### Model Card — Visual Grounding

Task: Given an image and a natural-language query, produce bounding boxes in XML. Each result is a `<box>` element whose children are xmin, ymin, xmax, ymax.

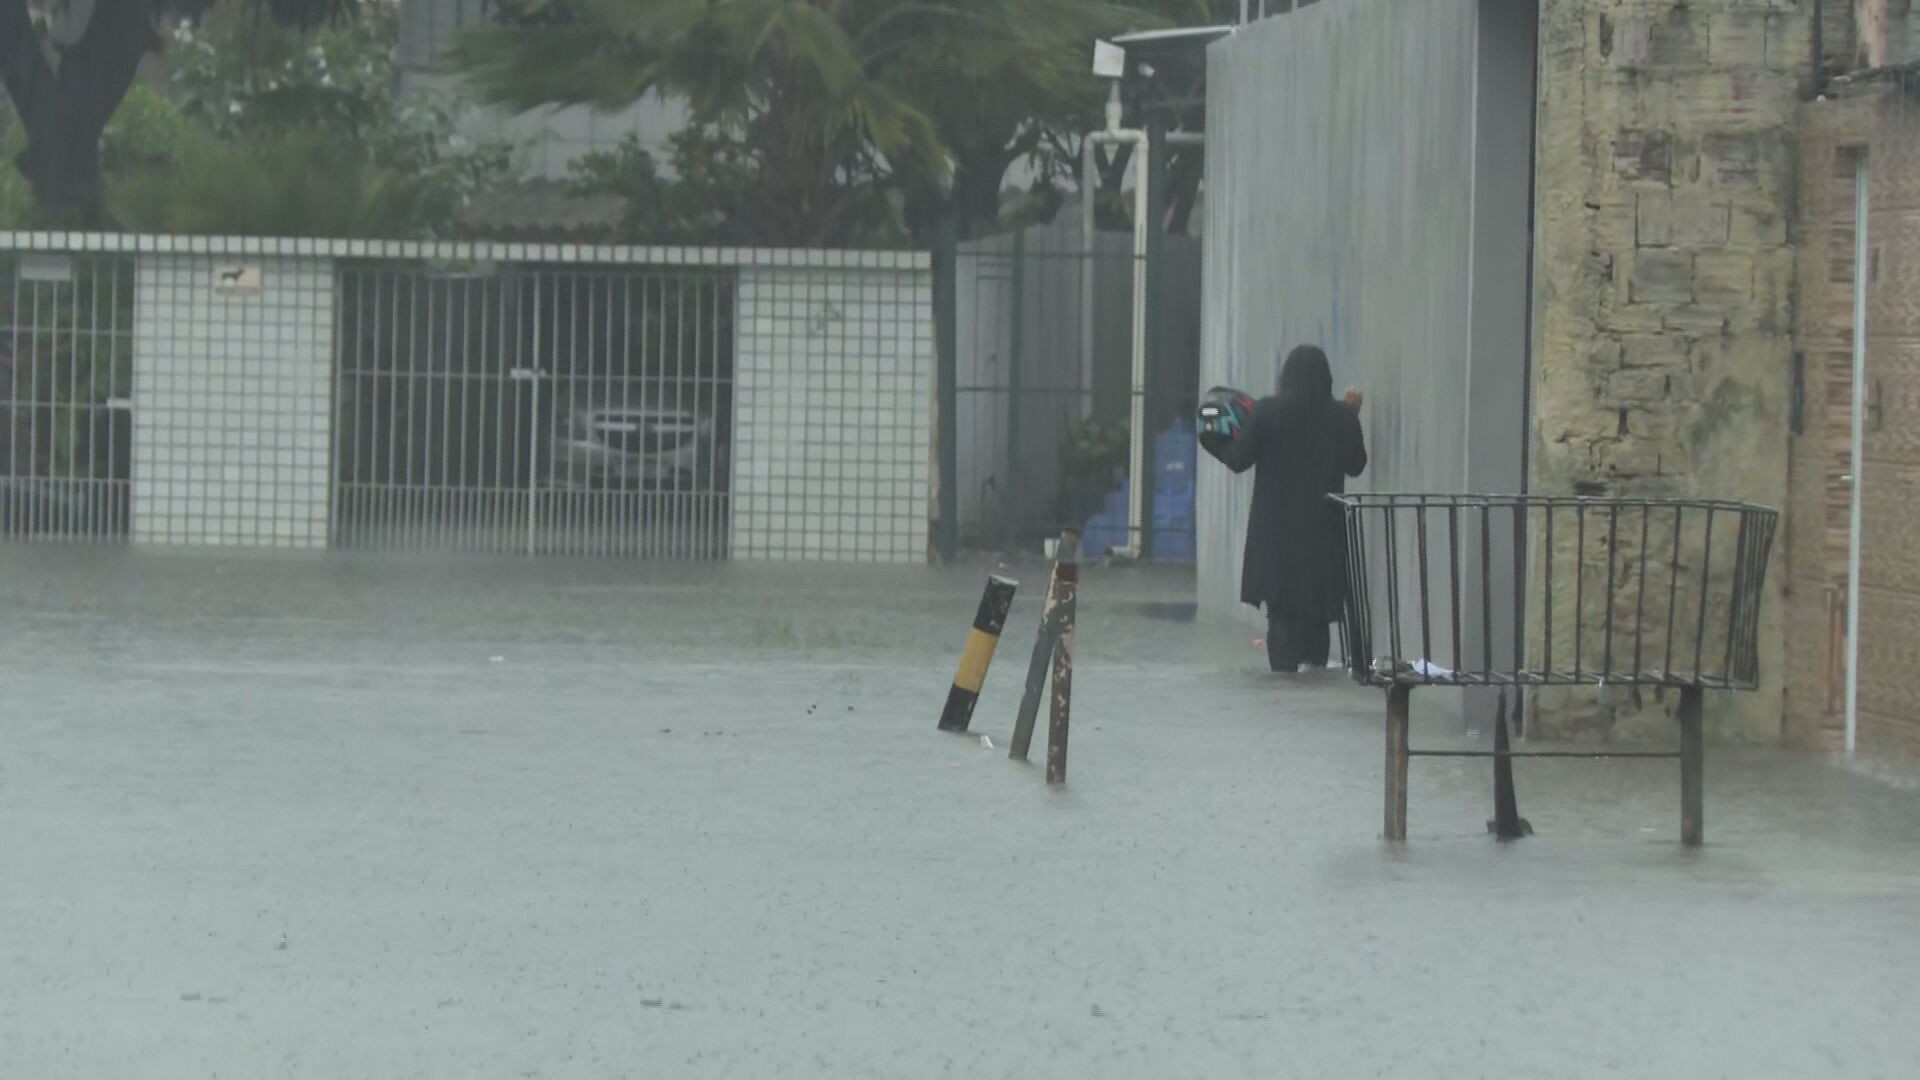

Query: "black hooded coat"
<box><xmin>1219</xmin><ymin>346</ymin><xmax>1369</xmax><ymax>618</ymax></box>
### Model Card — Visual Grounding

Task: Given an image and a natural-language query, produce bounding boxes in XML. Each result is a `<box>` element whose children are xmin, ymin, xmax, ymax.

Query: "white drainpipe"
<box><xmin>1081</xmin><ymin>78</ymin><xmax>1206</xmax><ymax>561</ymax></box>
<box><xmin>1846</xmin><ymin>159</ymin><xmax>1871</xmax><ymax>761</ymax></box>
<box><xmin>1085</xmin><ymin>84</ymin><xmax>1151</xmax><ymax>560</ymax></box>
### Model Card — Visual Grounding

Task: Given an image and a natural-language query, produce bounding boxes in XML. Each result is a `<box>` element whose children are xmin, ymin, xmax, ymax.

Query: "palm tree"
<box><xmin>452</xmin><ymin>0</ymin><xmax>1162</xmax><ymax>246</ymax></box>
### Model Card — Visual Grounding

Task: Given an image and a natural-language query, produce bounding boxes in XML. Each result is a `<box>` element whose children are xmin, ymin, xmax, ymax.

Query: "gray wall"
<box><xmin>1198</xmin><ymin>0</ymin><xmax>1535</xmax><ymax>690</ymax></box>
<box><xmin>1463</xmin><ymin>0</ymin><xmax>1539</xmax><ymax>690</ymax></box>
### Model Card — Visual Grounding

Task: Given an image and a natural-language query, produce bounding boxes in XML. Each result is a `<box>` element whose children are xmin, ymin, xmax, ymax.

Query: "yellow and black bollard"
<box><xmin>938</xmin><ymin>574</ymin><xmax>1019</xmax><ymax>733</ymax></box>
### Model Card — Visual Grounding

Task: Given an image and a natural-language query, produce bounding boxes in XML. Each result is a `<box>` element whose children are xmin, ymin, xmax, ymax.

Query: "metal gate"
<box><xmin>334</xmin><ymin>261</ymin><xmax>734</xmax><ymax>558</ymax></box>
<box><xmin>949</xmin><ymin>227</ymin><xmax>1200</xmax><ymax>558</ymax></box>
<box><xmin>0</xmin><ymin>252</ymin><xmax>134</xmax><ymax>543</ymax></box>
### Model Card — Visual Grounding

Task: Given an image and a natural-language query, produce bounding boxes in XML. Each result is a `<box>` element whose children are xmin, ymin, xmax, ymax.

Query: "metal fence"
<box><xmin>1</xmin><ymin>234</ymin><xmax>934</xmax><ymax>562</ymax></box>
<box><xmin>0</xmin><ymin>252</ymin><xmax>134</xmax><ymax>542</ymax></box>
<box><xmin>1236</xmin><ymin>0</ymin><xmax>1325</xmax><ymax>23</ymax></box>
<box><xmin>334</xmin><ymin>261</ymin><xmax>734</xmax><ymax>558</ymax></box>
<box><xmin>1339</xmin><ymin>494</ymin><xmax>1780</xmax><ymax>690</ymax></box>
<box><xmin>949</xmin><ymin>225</ymin><xmax>1200</xmax><ymax>557</ymax></box>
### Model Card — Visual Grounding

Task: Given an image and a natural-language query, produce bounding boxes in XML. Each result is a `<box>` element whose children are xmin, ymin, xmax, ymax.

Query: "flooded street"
<box><xmin>2</xmin><ymin>547</ymin><xmax>1917</xmax><ymax>1078</ymax></box>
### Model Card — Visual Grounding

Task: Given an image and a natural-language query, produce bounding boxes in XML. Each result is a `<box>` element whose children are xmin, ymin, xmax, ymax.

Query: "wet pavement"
<box><xmin>2</xmin><ymin>545</ymin><xmax>1918</xmax><ymax>1078</ymax></box>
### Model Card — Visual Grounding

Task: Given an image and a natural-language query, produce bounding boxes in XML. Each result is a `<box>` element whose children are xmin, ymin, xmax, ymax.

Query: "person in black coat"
<box><xmin>1219</xmin><ymin>345</ymin><xmax>1368</xmax><ymax>673</ymax></box>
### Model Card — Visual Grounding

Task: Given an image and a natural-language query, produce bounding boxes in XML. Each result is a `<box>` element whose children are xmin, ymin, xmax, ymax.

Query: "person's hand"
<box><xmin>1344</xmin><ymin>386</ymin><xmax>1364</xmax><ymax>412</ymax></box>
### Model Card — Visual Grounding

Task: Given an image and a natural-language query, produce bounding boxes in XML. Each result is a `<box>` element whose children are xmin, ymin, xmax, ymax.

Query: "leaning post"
<box><xmin>1045</xmin><ymin>561</ymin><xmax>1079</xmax><ymax>785</ymax></box>
<box><xmin>1013</xmin><ymin>529</ymin><xmax>1081</xmax><ymax>762</ymax></box>
<box><xmin>1679</xmin><ymin>685</ymin><xmax>1705</xmax><ymax>847</ymax></box>
<box><xmin>1385</xmin><ymin>683</ymin><xmax>1412</xmax><ymax>842</ymax></box>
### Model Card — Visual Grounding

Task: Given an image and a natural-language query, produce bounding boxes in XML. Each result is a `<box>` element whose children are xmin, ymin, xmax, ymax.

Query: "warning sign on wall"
<box><xmin>213</xmin><ymin>264</ymin><xmax>264</xmax><ymax>295</ymax></box>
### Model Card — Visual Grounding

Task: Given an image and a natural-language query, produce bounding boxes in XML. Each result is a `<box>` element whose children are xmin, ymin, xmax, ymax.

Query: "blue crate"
<box><xmin>1078</xmin><ymin>422</ymin><xmax>1197</xmax><ymax>562</ymax></box>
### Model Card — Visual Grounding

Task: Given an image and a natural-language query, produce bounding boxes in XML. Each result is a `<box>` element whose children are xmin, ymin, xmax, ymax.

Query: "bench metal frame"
<box><xmin>1334</xmin><ymin>494</ymin><xmax>1779</xmax><ymax>846</ymax></box>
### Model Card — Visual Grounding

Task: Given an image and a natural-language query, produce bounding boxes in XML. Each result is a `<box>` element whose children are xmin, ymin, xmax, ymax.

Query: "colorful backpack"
<box><xmin>1196</xmin><ymin>385</ymin><xmax>1256</xmax><ymax>465</ymax></box>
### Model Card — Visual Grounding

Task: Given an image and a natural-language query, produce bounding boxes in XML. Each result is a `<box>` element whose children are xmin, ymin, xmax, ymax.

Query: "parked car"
<box><xmin>547</xmin><ymin>382</ymin><xmax>725</xmax><ymax>493</ymax></box>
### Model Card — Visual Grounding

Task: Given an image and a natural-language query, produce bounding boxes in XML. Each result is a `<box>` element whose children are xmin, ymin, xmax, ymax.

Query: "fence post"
<box><xmin>1138</xmin><ymin>117</ymin><xmax>1170</xmax><ymax>560</ymax></box>
<box><xmin>938</xmin><ymin>574</ymin><xmax>1018</xmax><ymax>733</ymax></box>
<box><xmin>934</xmin><ymin>214</ymin><xmax>960</xmax><ymax>563</ymax></box>
<box><xmin>1045</xmin><ymin>562</ymin><xmax>1078</xmax><ymax>785</ymax></box>
<box><xmin>1003</xmin><ymin>230</ymin><xmax>1026</xmax><ymax>553</ymax></box>
<box><xmin>1679</xmin><ymin>685</ymin><xmax>1705</xmax><ymax>846</ymax></box>
<box><xmin>1385</xmin><ymin>684</ymin><xmax>1411</xmax><ymax>842</ymax></box>
<box><xmin>1012</xmin><ymin>529</ymin><xmax>1081</xmax><ymax>762</ymax></box>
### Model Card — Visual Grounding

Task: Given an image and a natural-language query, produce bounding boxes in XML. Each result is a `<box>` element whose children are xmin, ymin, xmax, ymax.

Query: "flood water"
<box><xmin>2</xmin><ymin>546</ymin><xmax>1916</xmax><ymax>1077</ymax></box>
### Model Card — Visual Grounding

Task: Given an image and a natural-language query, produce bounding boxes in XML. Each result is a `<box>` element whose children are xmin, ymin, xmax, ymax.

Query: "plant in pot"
<box><xmin>1058</xmin><ymin>419</ymin><xmax>1129</xmax><ymax>529</ymax></box>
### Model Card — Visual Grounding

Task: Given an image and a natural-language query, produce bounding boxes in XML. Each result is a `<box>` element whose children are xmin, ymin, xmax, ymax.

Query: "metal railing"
<box><xmin>1235</xmin><ymin>0</ymin><xmax>1322</xmax><ymax>24</ymax></box>
<box><xmin>333</xmin><ymin>261</ymin><xmax>734</xmax><ymax>558</ymax></box>
<box><xmin>947</xmin><ymin>230</ymin><xmax>1199</xmax><ymax>557</ymax></box>
<box><xmin>1338</xmin><ymin>493</ymin><xmax>1779</xmax><ymax>691</ymax></box>
<box><xmin>1336</xmin><ymin>493</ymin><xmax>1781</xmax><ymax>847</ymax></box>
<box><xmin>1</xmin><ymin>253</ymin><xmax>134</xmax><ymax>543</ymax></box>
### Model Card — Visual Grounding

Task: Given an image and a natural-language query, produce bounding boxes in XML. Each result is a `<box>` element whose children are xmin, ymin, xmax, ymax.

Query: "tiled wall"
<box><xmin>132</xmin><ymin>255</ymin><xmax>333</xmax><ymax>547</ymax></box>
<box><xmin>732</xmin><ymin>267</ymin><xmax>932</xmax><ymax>563</ymax></box>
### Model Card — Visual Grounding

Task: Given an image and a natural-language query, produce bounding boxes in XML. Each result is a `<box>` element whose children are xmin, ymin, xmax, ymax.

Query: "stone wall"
<box><xmin>1529</xmin><ymin>1</ymin><xmax>1804</xmax><ymax>740</ymax></box>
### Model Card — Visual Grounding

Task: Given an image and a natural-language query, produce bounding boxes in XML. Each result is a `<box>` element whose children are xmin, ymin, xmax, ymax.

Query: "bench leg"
<box><xmin>1385</xmin><ymin>684</ymin><xmax>1411</xmax><ymax>842</ymax></box>
<box><xmin>1679</xmin><ymin>685</ymin><xmax>1704</xmax><ymax>847</ymax></box>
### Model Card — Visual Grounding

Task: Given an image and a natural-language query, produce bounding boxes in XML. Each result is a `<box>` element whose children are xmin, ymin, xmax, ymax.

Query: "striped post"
<box><xmin>939</xmin><ymin>574</ymin><xmax>1019</xmax><ymax>733</ymax></box>
<box><xmin>1045</xmin><ymin>563</ymin><xmax>1078</xmax><ymax>785</ymax></box>
<box><xmin>1012</xmin><ymin>530</ymin><xmax>1081</xmax><ymax>762</ymax></box>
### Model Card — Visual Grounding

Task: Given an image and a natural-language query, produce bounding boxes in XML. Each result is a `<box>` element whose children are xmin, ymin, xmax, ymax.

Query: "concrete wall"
<box><xmin>1529</xmin><ymin>1</ymin><xmax>1803</xmax><ymax>741</ymax></box>
<box><xmin>1200</xmin><ymin>0</ymin><xmax>1534</xmax><ymax>702</ymax></box>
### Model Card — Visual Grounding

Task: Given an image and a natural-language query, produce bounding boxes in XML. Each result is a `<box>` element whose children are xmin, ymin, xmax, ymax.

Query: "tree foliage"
<box><xmin>452</xmin><ymin>0</ymin><xmax>1169</xmax><ymax>246</ymax></box>
<box><xmin>114</xmin><ymin>7</ymin><xmax>508</xmax><ymax>236</ymax></box>
<box><xmin>0</xmin><ymin>0</ymin><xmax>357</xmax><ymax>225</ymax></box>
<box><xmin>1</xmin><ymin>1</ymin><xmax>508</xmax><ymax>234</ymax></box>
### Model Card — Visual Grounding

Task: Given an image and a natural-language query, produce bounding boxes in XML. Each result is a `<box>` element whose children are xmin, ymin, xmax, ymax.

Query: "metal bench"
<box><xmin>1333</xmin><ymin>494</ymin><xmax>1779</xmax><ymax>846</ymax></box>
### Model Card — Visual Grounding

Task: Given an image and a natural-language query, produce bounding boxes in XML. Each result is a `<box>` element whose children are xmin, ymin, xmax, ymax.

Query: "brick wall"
<box><xmin>1851</xmin><ymin>0</ymin><xmax>1920</xmax><ymax>68</ymax></box>
<box><xmin>1787</xmin><ymin>100</ymin><xmax>1869</xmax><ymax>751</ymax></box>
<box><xmin>1530</xmin><ymin>1</ymin><xmax>1803</xmax><ymax>740</ymax></box>
<box><xmin>1855</xmin><ymin>82</ymin><xmax>1920</xmax><ymax>761</ymax></box>
<box><xmin>133</xmin><ymin>255</ymin><xmax>334</xmax><ymax>548</ymax></box>
<box><xmin>1792</xmin><ymin>78</ymin><xmax>1920</xmax><ymax>762</ymax></box>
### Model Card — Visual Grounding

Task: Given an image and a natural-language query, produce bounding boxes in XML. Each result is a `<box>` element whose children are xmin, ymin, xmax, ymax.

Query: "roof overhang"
<box><xmin>1106</xmin><ymin>25</ymin><xmax>1234</xmax><ymax>132</ymax></box>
